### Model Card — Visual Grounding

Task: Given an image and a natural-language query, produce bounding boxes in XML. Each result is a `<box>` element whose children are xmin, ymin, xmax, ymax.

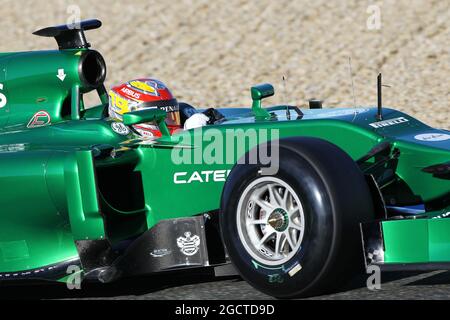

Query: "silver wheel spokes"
<box><xmin>241</xmin><ymin>180</ymin><xmax>305</xmax><ymax>263</ymax></box>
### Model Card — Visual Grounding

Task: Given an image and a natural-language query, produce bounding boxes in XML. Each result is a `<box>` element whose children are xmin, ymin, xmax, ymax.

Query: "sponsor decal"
<box><xmin>27</xmin><ymin>111</ymin><xmax>51</xmax><ymax>128</ymax></box>
<box><xmin>414</xmin><ymin>133</ymin><xmax>450</xmax><ymax>142</ymax></box>
<box><xmin>134</xmin><ymin>124</ymin><xmax>159</xmax><ymax>139</ymax></box>
<box><xmin>120</xmin><ymin>87</ymin><xmax>141</xmax><ymax>100</ymax></box>
<box><xmin>177</xmin><ymin>232</ymin><xmax>201</xmax><ymax>256</ymax></box>
<box><xmin>268</xmin><ymin>274</ymin><xmax>284</xmax><ymax>284</ymax></box>
<box><xmin>111</xmin><ymin>122</ymin><xmax>130</xmax><ymax>135</ymax></box>
<box><xmin>432</xmin><ymin>212</ymin><xmax>450</xmax><ymax>219</ymax></box>
<box><xmin>150</xmin><ymin>249</ymin><xmax>172</xmax><ymax>258</ymax></box>
<box><xmin>252</xmin><ymin>260</ymin><xmax>303</xmax><ymax>276</ymax></box>
<box><xmin>160</xmin><ymin>105</ymin><xmax>179</xmax><ymax>113</ymax></box>
<box><xmin>370</xmin><ymin>117</ymin><xmax>409</xmax><ymax>129</ymax></box>
<box><xmin>135</xmin><ymin>127</ymin><xmax>155</xmax><ymax>139</ymax></box>
<box><xmin>174</xmin><ymin>170</ymin><xmax>231</xmax><ymax>184</ymax></box>
<box><xmin>0</xmin><ymin>83</ymin><xmax>7</xmax><ymax>109</ymax></box>
<box><xmin>129</xmin><ymin>80</ymin><xmax>158</xmax><ymax>96</ymax></box>
<box><xmin>0</xmin><ymin>144</ymin><xmax>26</xmax><ymax>152</ymax></box>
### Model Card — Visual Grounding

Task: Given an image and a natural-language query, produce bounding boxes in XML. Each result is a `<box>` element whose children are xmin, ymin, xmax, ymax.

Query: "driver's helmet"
<box><xmin>108</xmin><ymin>78</ymin><xmax>181</xmax><ymax>138</ymax></box>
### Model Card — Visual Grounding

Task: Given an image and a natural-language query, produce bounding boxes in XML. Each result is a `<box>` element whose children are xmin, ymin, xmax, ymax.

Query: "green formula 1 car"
<box><xmin>0</xmin><ymin>20</ymin><xmax>448</xmax><ymax>299</ymax></box>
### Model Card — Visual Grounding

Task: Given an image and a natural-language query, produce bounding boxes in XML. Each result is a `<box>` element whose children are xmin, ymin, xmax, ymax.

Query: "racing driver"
<box><xmin>109</xmin><ymin>78</ymin><xmax>224</xmax><ymax>138</ymax></box>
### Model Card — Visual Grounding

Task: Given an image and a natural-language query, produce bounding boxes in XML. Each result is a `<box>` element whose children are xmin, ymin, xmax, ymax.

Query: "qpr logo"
<box><xmin>177</xmin><ymin>232</ymin><xmax>201</xmax><ymax>256</ymax></box>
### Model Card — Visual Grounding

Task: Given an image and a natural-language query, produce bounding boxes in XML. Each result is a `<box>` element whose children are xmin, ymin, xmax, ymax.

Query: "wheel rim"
<box><xmin>236</xmin><ymin>177</ymin><xmax>306</xmax><ymax>266</ymax></box>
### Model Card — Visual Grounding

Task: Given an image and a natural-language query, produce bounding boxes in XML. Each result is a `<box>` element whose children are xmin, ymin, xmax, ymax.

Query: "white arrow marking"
<box><xmin>57</xmin><ymin>69</ymin><xmax>67</xmax><ymax>82</ymax></box>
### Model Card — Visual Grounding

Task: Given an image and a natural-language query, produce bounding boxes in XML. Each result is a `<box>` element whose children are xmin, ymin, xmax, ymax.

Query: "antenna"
<box><xmin>282</xmin><ymin>75</ymin><xmax>292</xmax><ymax>120</ymax></box>
<box><xmin>376</xmin><ymin>73</ymin><xmax>392</xmax><ymax>121</ymax></box>
<box><xmin>377</xmin><ymin>73</ymin><xmax>383</xmax><ymax>121</ymax></box>
<box><xmin>348</xmin><ymin>57</ymin><xmax>357</xmax><ymax>108</ymax></box>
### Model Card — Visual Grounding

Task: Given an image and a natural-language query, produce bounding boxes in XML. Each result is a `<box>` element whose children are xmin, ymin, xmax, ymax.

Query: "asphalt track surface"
<box><xmin>2</xmin><ymin>268</ymin><xmax>450</xmax><ymax>300</ymax></box>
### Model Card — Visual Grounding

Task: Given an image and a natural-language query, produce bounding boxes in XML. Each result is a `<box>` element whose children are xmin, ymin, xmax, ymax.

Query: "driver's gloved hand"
<box><xmin>184</xmin><ymin>108</ymin><xmax>225</xmax><ymax>130</ymax></box>
<box><xmin>184</xmin><ymin>113</ymin><xmax>210</xmax><ymax>130</ymax></box>
<box><xmin>203</xmin><ymin>108</ymin><xmax>225</xmax><ymax>125</ymax></box>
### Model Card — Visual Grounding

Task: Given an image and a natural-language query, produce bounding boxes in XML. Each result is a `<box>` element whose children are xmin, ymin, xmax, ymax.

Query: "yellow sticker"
<box><xmin>129</xmin><ymin>81</ymin><xmax>157</xmax><ymax>95</ymax></box>
<box><xmin>288</xmin><ymin>263</ymin><xmax>302</xmax><ymax>277</ymax></box>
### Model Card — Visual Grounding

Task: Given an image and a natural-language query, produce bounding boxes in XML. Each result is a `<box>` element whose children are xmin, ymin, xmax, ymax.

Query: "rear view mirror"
<box><xmin>251</xmin><ymin>83</ymin><xmax>274</xmax><ymax>119</ymax></box>
<box><xmin>123</xmin><ymin>108</ymin><xmax>167</xmax><ymax>126</ymax></box>
<box><xmin>123</xmin><ymin>108</ymin><xmax>171</xmax><ymax>137</ymax></box>
<box><xmin>251</xmin><ymin>83</ymin><xmax>275</xmax><ymax>101</ymax></box>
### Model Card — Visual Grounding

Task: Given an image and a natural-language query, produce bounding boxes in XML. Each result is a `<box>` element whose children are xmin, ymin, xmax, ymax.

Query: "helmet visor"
<box><xmin>139</xmin><ymin>100</ymin><xmax>181</xmax><ymax>127</ymax></box>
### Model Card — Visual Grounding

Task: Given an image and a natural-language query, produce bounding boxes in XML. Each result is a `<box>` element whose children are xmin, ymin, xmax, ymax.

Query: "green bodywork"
<box><xmin>0</xmin><ymin>45</ymin><xmax>448</xmax><ymax>277</ymax></box>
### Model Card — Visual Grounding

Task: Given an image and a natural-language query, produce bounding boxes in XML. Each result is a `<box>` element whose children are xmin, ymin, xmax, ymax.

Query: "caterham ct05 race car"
<box><xmin>0</xmin><ymin>20</ymin><xmax>448</xmax><ymax>298</ymax></box>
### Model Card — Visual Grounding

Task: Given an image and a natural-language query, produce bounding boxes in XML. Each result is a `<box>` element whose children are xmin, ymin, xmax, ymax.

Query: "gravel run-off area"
<box><xmin>0</xmin><ymin>0</ymin><xmax>448</xmax><ymax>127</ymax></box>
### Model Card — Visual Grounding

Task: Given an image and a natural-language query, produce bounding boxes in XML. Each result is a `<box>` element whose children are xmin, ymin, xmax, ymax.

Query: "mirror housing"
<box><xmin>251</xmin><ymin>83</ymin><xmax>275</xmax><ymax>101</ymax></box>
<box><xmin>123</xmin><ymin>108</ymin><xmax>171</xmax><ymax>137</ymax></box>
<box><xmin>251</xmin><ymin>83</ymin><xmax>274</xmax><ymax>119</ymax></box>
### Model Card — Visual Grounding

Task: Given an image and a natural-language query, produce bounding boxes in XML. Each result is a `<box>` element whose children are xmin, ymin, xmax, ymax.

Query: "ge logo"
<box><xmin>0</xmin><ymin>83</ymin><xmax>7</xmax><ymax>109</ymax></box>
<box><xmin>111</xmin><ymin>122</ymin><xmax>130</xmax><ymax>136</ymax></box>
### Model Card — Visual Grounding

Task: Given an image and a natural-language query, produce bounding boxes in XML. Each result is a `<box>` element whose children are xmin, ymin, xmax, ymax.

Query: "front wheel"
<box><xmin>220</xmin><ymin>137</ymin><xmax>375</xmax><ymax>298</ymax></box>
